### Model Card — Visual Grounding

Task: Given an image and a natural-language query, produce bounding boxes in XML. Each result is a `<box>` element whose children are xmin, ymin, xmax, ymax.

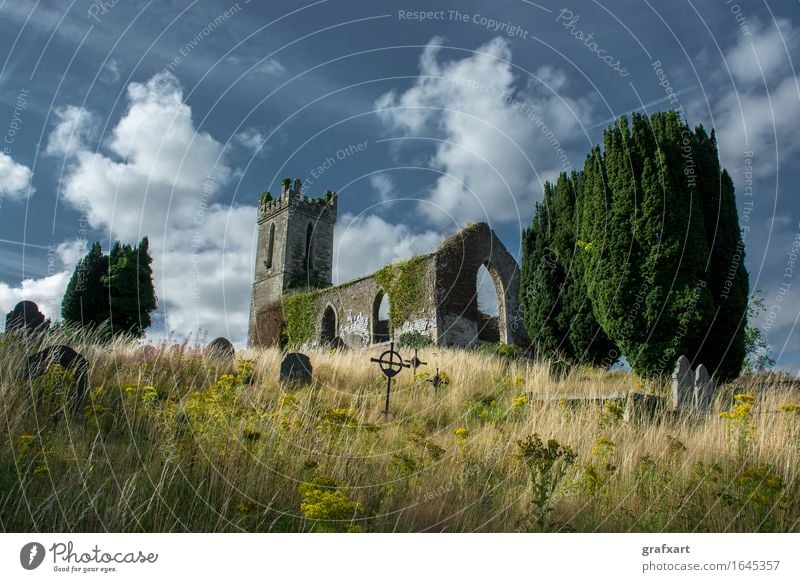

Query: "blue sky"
<box><xmin>1</xmin><ymin>0</ymin><xmax>798</xmax><ymax>366</ymax></box>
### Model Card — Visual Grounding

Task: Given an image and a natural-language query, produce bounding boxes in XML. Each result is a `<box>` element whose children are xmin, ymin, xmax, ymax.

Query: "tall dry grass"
<box><xmin>1</xmin><ymin>328</ymin><xmax>798</xmax><ymax>532</ymax></box>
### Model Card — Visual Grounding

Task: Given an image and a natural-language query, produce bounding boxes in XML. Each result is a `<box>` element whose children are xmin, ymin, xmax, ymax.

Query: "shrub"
<box><xmin>397</xmin><ymin>331</ymin><xmax>433</xmax><ymax>349</ymax></box>
<box><xmin>299</xmin><ymin>476</ymin><xmax>363</xmax><ymax>532</ymax></box>
<box><xmin>516</xmin><ymin>433</ymin><xmax>577</xmax><ymax>530</ymax></box>
<box><xmin>478</xmin><ymin>343</ymin><xmax>523</xmax><ymax>361</ymax></box>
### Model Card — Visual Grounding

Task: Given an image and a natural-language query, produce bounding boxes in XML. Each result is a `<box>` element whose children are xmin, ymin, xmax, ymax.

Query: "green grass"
<box><xmin>1</xmin><ymin>328</ymin><xmax>798</xmax><ymax>532</ymax></box>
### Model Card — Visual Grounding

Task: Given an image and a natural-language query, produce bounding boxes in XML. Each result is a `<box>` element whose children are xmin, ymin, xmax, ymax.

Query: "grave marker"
<box><xmin>672</xmin><ymin>355</ymin><xmax>693</xmax><ymax>411</ymax></box>
<box><xmin>207</xmin><ymin>337</ymin><xmax>235</xmax><ymax>360</ymax></box>
<box><xmin>694</xmin><ymin>364</ymin><xmax>714</xmax><ymax>412</ymax></box>
<box><xmin>280</xmin><ymin>352</ymin><xmax>313</xmax><ymax>385</ymax></box>
<box><xmin>409</xmin><ymin>348</ymin><xmax>427</xmax><ymax>373</ymax></box>
<box><xmin>370</xmin><ymin>342</ymin><xmax>409</xmax><ymax>417</ymax></box>
<box><xmin>25</xmin><ymin>345</ymin><xmax>89</xmax><ymax>414</ymax></box>
<box><xmin>5</xmin><ymin>300</ymin><xmax>48</xmax><ymax>335</ymax></box>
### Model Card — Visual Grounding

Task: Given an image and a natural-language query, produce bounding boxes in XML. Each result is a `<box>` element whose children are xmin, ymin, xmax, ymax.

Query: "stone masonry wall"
<box><xmin>434</xmin><ymin>223</ymin><xmax>528</xmax><ymax>346</ymax></box>
<box><xmin>307</xmin><ymin>253</ymin><xmax>438</xmax><ymax>348</ymax></box>
<box><xmin>250</xmin><ymin>217</ymin><xmax>528</xmax><ymax>349</ymax></box>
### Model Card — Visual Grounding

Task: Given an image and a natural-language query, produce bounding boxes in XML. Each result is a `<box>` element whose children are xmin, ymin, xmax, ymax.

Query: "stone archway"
<box><xmin>434</xmin><ymin>222</ymin><xmax>526</xmax><ymax>346</ymax></box>
<box><xmin>372</xmin><ymin>291</ymin><xmax>390</xmax><ymax>344</ymax></box>
<box><xmin>476</xmin><ymin>262</ymin><xmax>505</xmax><ymax>343</ymax></box>
<box><xmin>321</xmin><ymin>304</ymin><xmax>337</xmax><ymax>345</ymax></box>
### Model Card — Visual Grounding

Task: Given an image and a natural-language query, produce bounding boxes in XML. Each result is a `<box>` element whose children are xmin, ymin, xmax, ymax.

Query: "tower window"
<box><xmin>305</xmin><ymin>223</ymin><xmax>314</xmax><ymax>270</ymax></box>
<box><xmin>266</xmin><ymin>223</ymin><xmax>275</xmax><ymax>269</ymax></box>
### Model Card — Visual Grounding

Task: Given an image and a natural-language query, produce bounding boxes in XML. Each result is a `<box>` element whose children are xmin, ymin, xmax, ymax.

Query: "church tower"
<box><xmin>248</xmin><ymin>178</ymin><xmax>338</xmax><ymax>346</ymax></box>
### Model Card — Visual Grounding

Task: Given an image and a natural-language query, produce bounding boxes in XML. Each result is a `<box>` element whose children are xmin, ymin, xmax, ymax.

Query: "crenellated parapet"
<box><xmin>258</xmin><ymin>178</ymin><xmax>338</xmax><ymax>223</ymax></box>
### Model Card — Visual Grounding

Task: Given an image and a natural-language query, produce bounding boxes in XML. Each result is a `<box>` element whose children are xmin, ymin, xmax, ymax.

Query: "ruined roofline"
<box><xmin>436</xmin><ymin>221</ymin><xmax>492</xmax><ymax>250</ymax></box>
<box><xmin>283</xmin><ymin>222</ymin><xmax>499</xmax><ymax>297</ymax></box>
<box><xmin>284</xmin><ymin>250</ymin><xmax>438</xmax><ymax>297</ymax></box>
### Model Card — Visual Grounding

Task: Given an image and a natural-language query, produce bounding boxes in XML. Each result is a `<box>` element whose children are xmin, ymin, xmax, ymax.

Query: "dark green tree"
<box><xmin>521</xmin><ymin>172</ymin><xmax>616</xmax><ymax>365</ymax></box>
<box><xmin>581</xmin><ymin>112</ymin><xmax>733</xmax><ymax>378</ymax></box>
<box><xmin>62</xmin><ymin>238</ymin><xmax>157</xmax><ymax>338</ymax></box>
<box><xmin>692</xmin><ymin>128</ymin><xmax>749</xmax><ymax>381</ymax></box>
<box><xmin>134</xmin><ymin>237</ymin><xmax>158</xmax><ymax>333</ymax></box>
<box><xmin>61</xmin><ymin>241</ymin><xmax>110</xmax><ymax>328</ymax></box>
<box><xmin>526</xmin><ymin>111</ymin><xmax>748</xmax><ymax>380</ymax></box>
<box><xmin>521</xmin><ymin>181</ymin><xmax>565</xmax><ymax>357</ymax></box>
<box><xmin>102</xmin><ymin>238</ymin><xmax>157</xmax><ymax>337</ymax></box>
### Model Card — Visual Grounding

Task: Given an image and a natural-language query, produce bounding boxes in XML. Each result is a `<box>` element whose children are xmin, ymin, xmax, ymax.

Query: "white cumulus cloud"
<box><xmin>711</xmin><ymin>19</ymin><xmax>800</xmax><ymax>177</ymax></box>
<box><xmin>369</xmin><ymin>173</ymin><xmax>394</xmax><ymax>201</ymax></box>
<box><xmin>375</xmin><ymin>36</ymin><xmax>593</xmax><ymax>227</ymax></box>
<box><xmin>0</xmin><ymin>240</ymin><xmax>86</xmax><ymax>326</ymax></box>
<box><xmin>726</xmin><ymin>18</ymin><xmax>798</xmax><ymax>86</ymax></box>
<box><xmin>0</xmin><ymin>151</ymin><xmax>34</xmax><ymax>200</ymax></box>
<box><xmin>333</xmin><ymin>212</ymin><xmax>442</xmax><ymax>283</ymax></box>
<box><xmin>39</xmin><ymin>72</ymin><xmax>254</xmax><ymax>344</ymax></box>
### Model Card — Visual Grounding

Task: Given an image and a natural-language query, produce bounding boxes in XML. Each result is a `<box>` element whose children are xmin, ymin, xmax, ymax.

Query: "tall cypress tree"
<box><xmin>583</xmin><ymin>115</ymin><xmax>648</xmax><ymax>364</ymax></box>
<box><xmin>61</xmin><ymin>241</ymin><xmax>110</xmax><ymax>328</ymax></box>
<box><xmin>62</xmin><ymin>238</ymin><xmax>157</xmax><ymax>338</ymax></box>
<box><xmin>103</xmin><ymin>239</ymin><xmax>157</xmax><ymax>337</ymax></box>
<box><xmin>520</xmin><ymin>182</ymin><xmax>565</xmax><ymax>357</ymax></box>
<box><xmin>520</xmin><ymin>172</ymin><xmax>617</xmax><ymax>365</ymax></box>
<box><xmin>522</xmin><ymin>110</ymin><xmax>749</xmax><ymax>379</ymax></box>
<box><xmin>563</xmin><ymin>170</ymin><xmax>618</xmax><ymax>366</ymax></box>
<box><xmin>134</xmin><ymin>237</ymin><xmax>158</xmax><ymax>334</ymax></box>
<box><xmin>580</xmin><ymin>112</ymin><xmax>722</xmax><ymax>377</ymax></box>
<box><xmin>693</xmin><ymin>128</ymin><xmax>749</xmax><ymax>381</ymax></box>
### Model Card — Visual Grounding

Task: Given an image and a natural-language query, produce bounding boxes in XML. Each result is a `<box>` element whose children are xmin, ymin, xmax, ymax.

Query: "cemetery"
<box><xmin>0</xmin><ymin>121</ymin><xmax>794</xmax><ymax>534</ymax></box>
<box><xmin>1</xmin><ymin>295</ymin><xmax>798</xmax><ymax>532</ymax></box>
<box><xmin>0</xmin><ymin>173</ymin><xmax>797</xmax><ymax>534</ymax></box>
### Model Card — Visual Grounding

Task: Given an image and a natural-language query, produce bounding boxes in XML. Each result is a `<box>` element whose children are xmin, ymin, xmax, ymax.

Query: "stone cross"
<box><xmin>672</xmin><ymin>355</ymin><xmax>694</xmax><ymax>411</ymax></box>
<box><xmin>370</xmin><ymin>342</ymin><xmax>409</xmax><ymax>417</ymax></box>
<box><xmin>694</xmin><ymin>364</ymin><xmax>714</xmax><ymax>412</ymax></box>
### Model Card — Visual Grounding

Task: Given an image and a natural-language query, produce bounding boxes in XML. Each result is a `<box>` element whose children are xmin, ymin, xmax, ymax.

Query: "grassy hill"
<box><xmin>1</xmin><ymin>331</ymin><xmax>798</xmax><ymax>532</ymax></box>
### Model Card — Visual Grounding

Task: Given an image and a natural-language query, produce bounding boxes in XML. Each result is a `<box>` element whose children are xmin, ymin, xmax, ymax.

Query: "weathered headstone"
<box><xmin>5</xmin><ymin>300</ymin><xmax>48</xmax><ymax>335</ymax></box>
<box><xmin>672</xmin><ymin>355</ymin><xmax>693</xmax><ymax>411</ymax></box>
<box><xmin>207</xmin><ymin>337</ymin><xmax>235</xmax><ymax>360</ymax></box>
<box><xmin>694</xmin><ymin>364</ymin><xmax>714</xmax><ymax>412</ymax></box>
<box><xmin>280</xmin><ymin>352</ymin><xmax>313</xmax><ymax>385</ymax></box>
<box><xmin>25</xmin><ymin>345</ymin><xmax>89</xmax><ymax>414</ymax></box>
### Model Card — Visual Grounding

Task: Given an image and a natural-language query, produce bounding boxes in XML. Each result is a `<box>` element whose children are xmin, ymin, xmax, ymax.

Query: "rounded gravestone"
<box><xmin>25</xmin><ymin>345</ymin><xmax>89</xmax><ymax>415</ymax></box>
<box><xmin>280</xmin><ymin>352</ymin><xmax>313</xmax><ymax>385</ymax></box>
<box><xmin>5</xmin><ymin>300</ymin><xmax>47</xmax><ymax>334</ymax></box>
<box><xmin>207</xmin><ymin>337</ymin><xmax>235</xmax><ymax>360</ymax></box>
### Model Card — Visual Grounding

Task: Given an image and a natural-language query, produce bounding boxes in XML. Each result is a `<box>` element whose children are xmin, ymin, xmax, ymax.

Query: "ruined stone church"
<box><xmin>248</xmin><ymin>179</ymin><xmax>528</xmax><ymax>348</ymax></box>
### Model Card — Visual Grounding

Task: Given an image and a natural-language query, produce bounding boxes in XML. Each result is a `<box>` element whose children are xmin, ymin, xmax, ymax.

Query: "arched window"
<box><xmin>476</xmin><ymin>263</ymin><xmax>502</xmax><ymax>343</ymax></box>
<box><xmin>321</xmin><ymin>304</ymin><xmax>337</xmax><ymax>345</ymax></box>
<box><xmin>266</xmin><ymin>223</ymin><xmax>275</xmax><ymax>269</ymax></box>
<box><xmin>476</xmin><ymin>264</ymin><xmax>499</xmax><ymax>316</ymax></box>
<box><xmin>305</xmin><ymin>223</ymin><xmax>314</xmax><ymax>271</ymax></box>
<box><xmin>372</xmin><ymin>292</ymin><xmax>390</xmax><ymax>344</ymax></box>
